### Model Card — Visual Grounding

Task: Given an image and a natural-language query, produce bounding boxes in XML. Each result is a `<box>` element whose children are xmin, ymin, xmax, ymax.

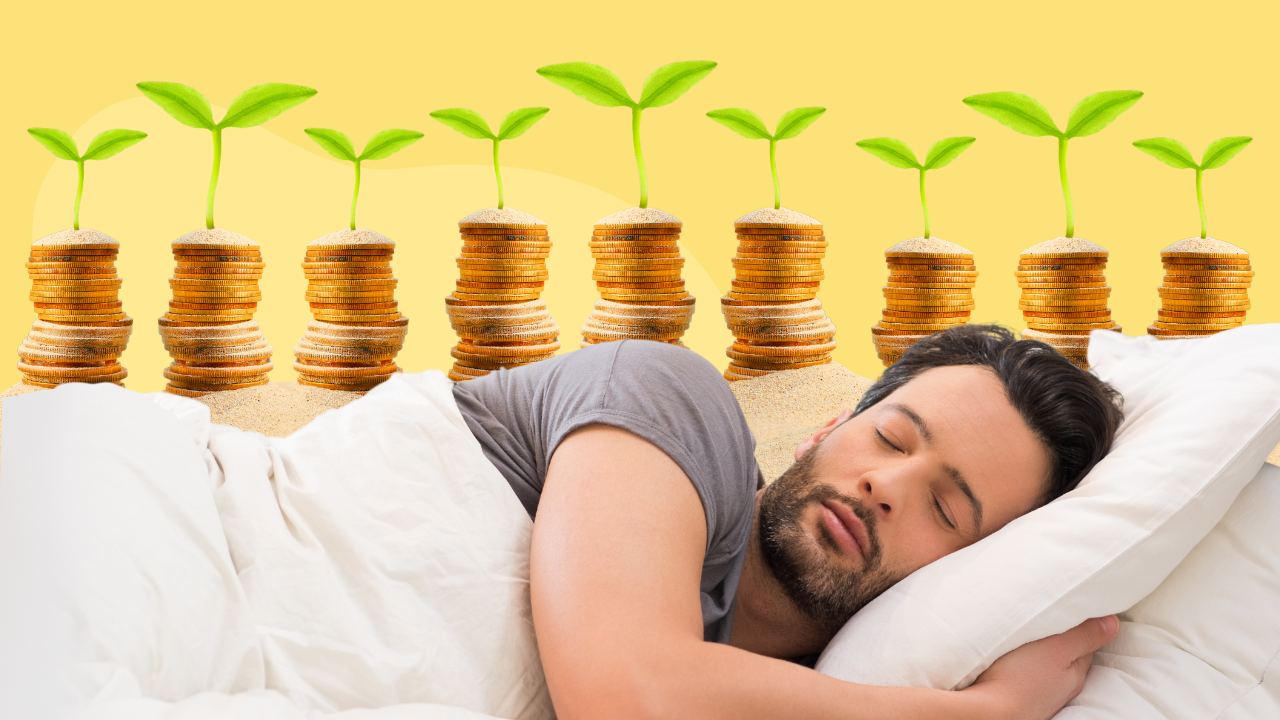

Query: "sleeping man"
<box><xmin>452</xmin><ymin>324</ymin><xmax>1126</xmax><ymax>720</ymax></box>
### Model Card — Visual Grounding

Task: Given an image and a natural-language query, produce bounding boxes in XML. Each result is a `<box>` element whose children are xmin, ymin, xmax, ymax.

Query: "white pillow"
<box><xmin>1061</xmin><ymin>461</ymin><xmax>1280</xmax><ymax>719</ymax></box>
<box><xmin>815</xmin><ymin>324</ymin><xmax>1280</xmax><ymax>689</ymax></box>
<box><xmin>0</xmin><ymin>382</ymin><xmax>261</xmax><ymax>715</ymax></box>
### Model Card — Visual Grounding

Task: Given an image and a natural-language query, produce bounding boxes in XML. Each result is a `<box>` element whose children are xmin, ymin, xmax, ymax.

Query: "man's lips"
<box><xmin>820</xmin><ymin>499</ymin><xmax>869</xmax><ymax>560</ymax></box>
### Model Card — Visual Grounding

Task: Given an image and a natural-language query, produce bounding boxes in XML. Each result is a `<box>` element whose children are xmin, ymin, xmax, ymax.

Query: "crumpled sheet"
<box><xmin>0</xmin><ymin>371</ymin><xmax>553</xmax><ymax>720</ymax></box>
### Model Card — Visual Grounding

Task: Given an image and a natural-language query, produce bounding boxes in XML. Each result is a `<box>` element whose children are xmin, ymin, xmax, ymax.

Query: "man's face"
<box><xmin>756</xmin><ymin>364</ymin><xmax>1052</xmax><ymax>634</ymax></box>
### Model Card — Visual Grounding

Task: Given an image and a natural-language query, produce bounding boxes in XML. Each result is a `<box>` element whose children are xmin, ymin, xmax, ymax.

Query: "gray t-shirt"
<box><xmin>451</xmin><ymin>339</ymin><xmax>763</xmax><ymax>643</ymax></box>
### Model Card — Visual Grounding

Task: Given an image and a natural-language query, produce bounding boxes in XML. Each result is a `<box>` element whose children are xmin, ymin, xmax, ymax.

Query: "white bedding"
<box><xmin>0</xmin><ymin>372</ymin><xmax>552</xmax><ymax>719</ymax></box>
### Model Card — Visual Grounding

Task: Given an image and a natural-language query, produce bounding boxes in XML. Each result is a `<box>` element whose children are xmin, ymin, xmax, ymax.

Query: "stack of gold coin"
<box><xmin>293</xmin><ymin>228</ymin><xmax>408</xmax><ymax>392</ymax></box>
<box><xmin>1148</xmin><ymin>236</ymin><xmax>1251</xmax><ymax>340</ymax></box>
<box><xmin>157</xmin><ymin>228</ymin><xmax>272</xmax><ymax>396</ymax></box>
<box><xmin>580</xmin><ymin>207</ymin><xmax>695</xmax><ymax>348</ymax></box>
<box><xmin>871</xmin><ymin>237</ymin><xmax>976</xmax><ymax>367</ymax></box>
<box><xmin>1017</xmin><ymin>236</ymin><xmax>1120</xmax><ymax>369</ymax></box>
<box><xmin>445</xmin><ymin>208</ymin><xmax>559</xmax><ymax>381</ymax></box>
<box><xmin>18</xmin><ymin>228</ymin><xmax>133</xmax><ymax>387</ymax></box>
<box><xmin>721</xmin><ymin>208</ymin><xmax>835</xmax><ymax>380</ymax></box>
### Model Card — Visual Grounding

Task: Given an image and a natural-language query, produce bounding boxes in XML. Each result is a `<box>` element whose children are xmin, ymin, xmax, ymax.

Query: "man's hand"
<box><xmin>964</xmin><ymin>616</ymin><xmax>1120</xmax><ymax>720</ymax></box>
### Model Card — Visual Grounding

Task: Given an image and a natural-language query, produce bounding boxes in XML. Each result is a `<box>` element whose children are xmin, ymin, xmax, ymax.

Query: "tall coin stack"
<box><xmin>1017</xmin><ymin>236</ymin><xmax>1120</xmax><ymax>369</ymax></box>
<box><xmin>18</xmin><ymin>229</ymin><xmax>133</xmax><ymax>387</ymax></box>
<box><xmin>580</xmin><ymin>207</ymin><xmax>695</xmax><ymax>348</ymax></box>
<box><xmin>445</xmin><ymin>208</ymin><xmax>559</xmax><ymax>382</ymax></box>
<box><xmin>1147</xmin><ymin>236</ymin><xmax>1251</xmax><ymax>340</ymax></box>
<box><xmin>721</xmin><ymin>208</ymin><xmax>836</xmax><ymax>381</ymax></box>
<box><xmin>871</xmin><ymin>237</ymin><xmax>976</xmax><ymax>367</ymax></box>
<box><xmin>294</xmin><ymin>229</ymin><xmax>408</xmax><ymax>392</ymax></box>
<box><xmin>158</xmin><ymin>228</ymin><xmax>272</xmax><ymax>397</ymax></box>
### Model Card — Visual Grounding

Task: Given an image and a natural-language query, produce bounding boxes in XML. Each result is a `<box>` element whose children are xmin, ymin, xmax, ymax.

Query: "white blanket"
<box><xmin>0</xmin><ymin>372</ymin><xmax>553</xmax><ymax>720</ymax></box>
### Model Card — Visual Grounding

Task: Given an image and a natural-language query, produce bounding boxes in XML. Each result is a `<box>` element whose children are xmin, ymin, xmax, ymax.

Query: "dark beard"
<box><xmin>757</xmin><ymin>444</ymin><xmax>906</xmax><ymax>635</ymax></box>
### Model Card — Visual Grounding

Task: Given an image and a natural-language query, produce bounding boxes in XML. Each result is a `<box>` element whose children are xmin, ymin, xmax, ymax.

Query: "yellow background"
<box><xmin>2</xmin><ymin>0</ymin><xmax>1275</xmax><ymax>392</ymax></box>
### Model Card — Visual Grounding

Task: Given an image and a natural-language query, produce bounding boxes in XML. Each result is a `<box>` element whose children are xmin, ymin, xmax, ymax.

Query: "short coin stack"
<box><xmin>294</xmin><ymin>228</ymin><xmax>409</xmax><ymax>392</ymax></box>
<box><xmin>581</xmin><ymin>207</ymin><xmax>695</xmax><ymax>348</ymax></box>
<box><xmin>721</xmin><ymin>207</ymin><xmax>836</xmax><ymax>381</ymax></box>
<box><xmin>1016</xmin><ymin>236</ymin><xmax>1120</xmax><ymax>369</ymax></box>
<box><xmin>1147</xmin><ymin>236</ymin><xmax>1252</xmax><ymax>340</ymax></box>
<box><xmin>871</xmin><ymin>237</ymin><xmax>976</xmax><ymax>367</ymax></box>
<box><xmin>445</xmin><ymin>208</ymin><xmax>559</xmax><ymax>382</ymax></box>
<box><xmin>18</xmin><ymin>228</ymin><xmax>133</xmax><ymax>387</ymax></box>
<box><xmin>157</xmin><ymin>228</ymin><xmax>273</xmax><ymax>397</ymax></box>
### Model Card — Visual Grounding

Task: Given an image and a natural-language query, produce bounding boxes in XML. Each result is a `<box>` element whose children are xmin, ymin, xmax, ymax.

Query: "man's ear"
<box><xmin>794</xmin><ymin>408</ymin><xmax>855</xmax><ymax>460</ymax></box>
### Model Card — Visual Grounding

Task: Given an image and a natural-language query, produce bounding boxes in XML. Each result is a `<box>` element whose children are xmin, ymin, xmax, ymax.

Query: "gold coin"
<box><xmin>1160</xmin><ymin>268</ymin><xmax>1253</xmax><ymax>277</ymax></box>
<box><xmin>29</xmin><ymin>292</ymin><xmax>119</xmax><ymax>301</ymax></box>
<box><xmin>37</xmin><ymin>312</ymin><xmax>129</xmax><ymax>323</ymax></box>
<box><xmin>1160</xmin><ymin>299</ymin><xmax>1251</xmax><ymax>309</ymax></box>
<box><xmin>1158</xmin><ymin>288</ymin><xmax>1249</xmax><ymax>299</ymax></box>
<box><xmin>1157</xmin><ymin>310</ymin><xmax>1246</xmax><ymax>319</ymax></box>
<box><xmin>727</xmin><ymin>292</ymin><xmax>818</xmax><ymax>303</ymax></box>
<box><xmin>880</xmin><ymin>309</ymin><xmax>970</xmax><ymax>319</ymax></box>
<box><xmin>732</xmin><ymin>281</ymin><xmax>820</xmax><ymax>290</ymax></box>
<box><xmin>29</xmin><ymin>248</ymin><xmax>117</xmax><ymax>257</ymax></box>
<box><xmin>734</xmin><ymin>226</ymin><xmax>823</xmax><ymax>235</ymax></box>
<box><xmin>458</xmin><ymin>225</ymin><xmax>548</xmax><ymax>234</ymax></box>
<box><xmin>32</xmin><ymin>301</ymin><xmax>122</xmax><ymax>310</ymax></box>
<box><xmin>1146</xmin><ymin>326</ymin><xmax>1222</xmax><ymax>337</ymax></box>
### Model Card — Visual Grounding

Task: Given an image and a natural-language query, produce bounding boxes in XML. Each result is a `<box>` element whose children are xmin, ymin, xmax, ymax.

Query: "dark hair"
<box><xmin>855</xmin><ymin>324</ymin><xmax>1124</xmax><ymax>504</ymax></box>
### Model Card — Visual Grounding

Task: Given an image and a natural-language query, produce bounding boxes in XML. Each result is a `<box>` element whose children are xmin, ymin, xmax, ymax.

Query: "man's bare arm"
<box><xmin>532</xmin><ymin>425</ymin><xmax>1112</xmax><ymax>720</ymax></box>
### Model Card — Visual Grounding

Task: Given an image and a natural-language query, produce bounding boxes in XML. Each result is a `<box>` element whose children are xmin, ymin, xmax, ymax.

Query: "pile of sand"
<box><xmin>5</xmin><ymin>367</ymin><xmax>1280</xmax><ymax>473</ymax></box>
<box><xmin>459</xmin><ymin>207</ymin><xmax>545</xmax><ymax>225</ymax></box>
<box><xmin>735</xmin><ymin>207</ymin><xmax>820</xmax><ymax>225</ymax></box>
<box><xmin>595</xmin><ymin>207</ymin><xmax>680</xmax><ymax>225</ymax></box>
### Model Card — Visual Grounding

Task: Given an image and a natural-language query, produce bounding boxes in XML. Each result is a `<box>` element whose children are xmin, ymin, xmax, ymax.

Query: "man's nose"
<box><xmin>858</xmin><ymin>467</ymin><xmax>909</xmax><ymax>522</ymax></box>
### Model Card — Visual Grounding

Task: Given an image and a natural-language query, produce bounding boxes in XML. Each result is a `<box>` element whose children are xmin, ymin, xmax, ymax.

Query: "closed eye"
<box><xmin>933</xmin><ymin>494</ymin><xmax>956</xmax><ymax>529</ymax></box>
<box><xmin>876</xmin><ymin>429</ymin><xmax>903</xmax><ymax>453</ymax></box>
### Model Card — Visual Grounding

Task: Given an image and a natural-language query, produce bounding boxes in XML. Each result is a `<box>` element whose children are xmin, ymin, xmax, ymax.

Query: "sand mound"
<box><xmin>310</xmin><ymin>228</ymin><xmax>394</xmax><ymax>246</ymax></box>
<box><xmin>595</xmin><ymin>207</ymin><xmax>680</xmax><ymax>225</ymax></box>
<box><xmin>1162</xmin><ymin>236</ymin><xmax>1246</xmax><ymax>255</ymax></box>
<box><xmin>174</xmin><ymin>227</ymin><xmax>257</xmax><ymax>246</ymax></box>
<box><xmin>1021</xmin><ymin>236</ymin><xmax>1107</xmax><ymax>255</ymax></box>
<box><xmin>885</xmin><ymin>237</ymin><xmax>972</xmax><ymax>255</ymax></box>
<box><xmin>32</xmin><ymin>228</ymin><xmax>116</xmax><ymax>246</ymax></box>
<box><xmin>734</xmin><ymin>207</ymin><xmax>820</xmax><ymax>226</ymax></box>
<box><xmin>459</xmin><ymin>207</ymin><xmax>545</xmax><ymax>226</ymax></box>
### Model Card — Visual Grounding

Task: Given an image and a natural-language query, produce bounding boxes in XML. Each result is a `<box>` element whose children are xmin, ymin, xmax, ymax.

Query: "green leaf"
<box><xmin>305</xmin><ymin>128</ymin><xmax>357</xmax><ymax>162</ymax></box>
<box><xmin>856</xmin><ymin>137</ymin><xmax>921</xmax><ymax>169</ymax></box>
<box><xmin>637</xmin><ymin>60</ymin><xmax>717</xmax><ymax>110</ymax></box>
<box><xmin>496</xmin><ymin>107</ymin><xmax>550</xmax><ymax>141</ymax></box>
<box><xmin>706</xmin><ymin>108</ymin><xmax>771</xmax><ymax>140</ymax></box>
<box><xmin>359</xmin><ymin>129</ymin><xmax>425</xmax><ymax>161</ymax></box>
<box><xmin>1200</xmin><ymin>136</ymin><xmax>1253</xmax><ymax>170</ymax></box>
<box><xmin>1063</xmin><ymin>90</ymin><xmax>1143</xmax><ymax>139</ymax></box>
<box><xmin>27</xmin><ymin>128</ymin><xmax>79</xmax><ymax>161</ymax></box>
<box><xmin>962</xmin><ymin>92</ymin><xmax>1060</xmax><ymax>137</ymax></box>
<box><xmin>218</xmin><ymin>83</ymin><xmax>318</xmax><ymax>129</ymax></box>
<box><xmin>774</xmin><ymin>107</ymin><xmax>827</xmax><ymax>140</ymax></box>
<box><xmin>536</xmin><ymin>62</ymin><xmax>634</xmax><ymax>108</ymax></box>
<box><xmin>81</xmin><ymin>128</ymin><xmax>147</xmax><ymax>161</ymax></box>
<box><xmin>137</xmin><ymin>81</ymin><xmax>217</xmax><ymax>130</ymax></box>
<box><xmin>430</xmin><ymin>108</ymin><xmax>495</xmax><ymax>140</ymax></box>
<box><xmin>922</xmin><ymin>136</ymin><xmax>976</xmax><ymax>170</ymax></box>
<box><xmin>1132</xmin><ymin>137</ymin><xmax>1197</xmax><ymax>170</ymax></box>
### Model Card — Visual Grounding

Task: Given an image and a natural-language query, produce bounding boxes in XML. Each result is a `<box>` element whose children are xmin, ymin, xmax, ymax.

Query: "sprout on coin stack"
<box><xmin>430</xmin><ymin>106</ymin><xmax>561</xmax><ymax>381</ymax></box>
<box><xmin>294</xmin><ymin>127</ymin><xmax>423</xmax><ymax>391</ymax></box>
<box><xmin>964</xmin><ymin>90</ymin><xmax>1142</xmax><ymax>366</ymax></box>
<box><xmin>538</xmin><ymin>60</ymin><xmax>717</xmax><ymax>347</ymax></box>
<box><xmin>856</xmin><ymin>136</ymin><xmax>978</xmax><ymax>367</ymax></box>
<box><xmin>1132</xmin><ymin>136</ymin><xmax>1254</xmax><ymax>339</ymax></box>
<box><xmin>18</xmin><ymin>127</ymin><xmax>146</xmax><ymax>387</ymax></box>
<box><xmin>139</xmin><ymin>81</ymin><xmax>316</xmax><ymax>396</ymax></box>
<box><xmin>705</xmin><ymin>105</ymin><xmax>836</xmax><ymax>380</ymax></box>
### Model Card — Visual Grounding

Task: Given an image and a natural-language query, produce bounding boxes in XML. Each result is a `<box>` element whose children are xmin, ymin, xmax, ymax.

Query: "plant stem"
<box><xmin>74</xmin><ymin>160</ymin><xmax>84</xmax><ymax>231</ymax></box>
<box><xmin>632</xmin><ymin>107</ymin><xmax>647</xmax><ymax>209</ymax></box>
<box><xmin>770</xmin><ymin>138</ymin><xmax>780</xmax><ymax>210</ymax></box>
<box><xmin>1058</xmin><ymin>135</ymin><xmax>1074</xmax><ymax>238</ymax></box>
<box><xmin>493</xmin><ymin>139</ymin><xmax>504</xmax><ymax>210</ymax></box>
<box><xmin>207</xmin><ymin>128</ymin><xmax>222</xmax><ymax>230</ymax></box>
<box><xmin>919</xmin><ymin>168</ymin><xmax>930</xmax><ymax>240</ymax></box>
<box><xmin>350</xmin><ymin>160</ymin><xmax>361</xmax><ymax>231</ymax></box>
<box><xmin>1196</xmin><ymin>167</ymin><xmax>1206</xmax><ymax>239</ymax></box>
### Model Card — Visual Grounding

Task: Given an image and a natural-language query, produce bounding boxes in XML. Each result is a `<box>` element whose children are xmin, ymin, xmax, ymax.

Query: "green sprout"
<box><xmin>705</xmin><ymin>107</ymin><xmax>826</xmax><ymax>210</ymax></box>
<box><xmin>27</xmin><ymin>128</ymin><xmax>147</xmax><ymax>230</ymax></box>
<box><xmin>304</xmin><ymin>128</ymin><xmax>424</xmax><ymax>230</ymax></box>
<box><xmin>963</xmin><ymin>90</ymin><xmax>1143</xmax><ymax>238</ymax></box>
<box><xmin>1132</xmin><ymin>136</ymin><xmax>1252</xmax><ymax>239</ymax></box>
<box><xmin>429</xmin><ymin>107</ymin><xmax>550</xmax><ymax>210</ymax></box>
<box><xmin>855</xmin><ymin>137</ymin><xmax>976</xmax><ymax>239</ymax></box>
<box><xmin>537</xmin><ymin>61</ymin><xmax>717</xmax><ymax>208</ymax></box>
<box><xmin>137</xmin><ymin>81</ymin><xmax>317</xmax><ymax>229</ymax></box>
